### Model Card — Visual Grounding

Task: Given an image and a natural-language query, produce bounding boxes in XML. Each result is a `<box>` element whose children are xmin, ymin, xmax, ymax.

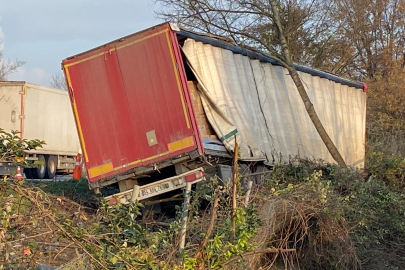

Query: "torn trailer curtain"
<box><xmin>181</xmin><ymin>38</ymin><xmax>366</xmax><ymax>168</ymax></box>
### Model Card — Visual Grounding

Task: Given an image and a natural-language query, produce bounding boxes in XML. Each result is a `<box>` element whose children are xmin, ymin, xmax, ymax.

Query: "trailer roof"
<box><xmin>0</xmin><ymin>81</ymin><xmax>67</xmax><ymax>92</ymax></box>
<box><xmin>176</xmin><ymin>29</ymin><xmax>365</xmax><ymax>90</ymax></box>
<box><xmin>64</xmin><ymin>22</ymin><xmax>365</xmax><ymax>91</ymax></box>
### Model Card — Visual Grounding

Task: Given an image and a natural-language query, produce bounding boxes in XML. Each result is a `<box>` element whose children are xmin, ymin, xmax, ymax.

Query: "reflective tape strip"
<box><xmin>75</xmin><ymin>162</ymin><xmax>81</xmax><ymax>166</ymax></box>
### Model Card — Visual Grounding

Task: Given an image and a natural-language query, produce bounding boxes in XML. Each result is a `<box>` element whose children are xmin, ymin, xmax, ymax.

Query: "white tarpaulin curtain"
<box><xmin>182</xmin><ymin>39</ymin><xmax>367</xmax><ymax>167</ymax></box>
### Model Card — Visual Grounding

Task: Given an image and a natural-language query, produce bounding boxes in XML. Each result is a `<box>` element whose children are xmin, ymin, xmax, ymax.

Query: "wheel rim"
<box><xmin>49</xmin><ymin>160</ymin><xmax>55</xmax><ymax>173</ymax></box>
<box><xmin>39</xmin><ymin>164</ymin><xmax>45</xmax><ymax>175</ymax></box>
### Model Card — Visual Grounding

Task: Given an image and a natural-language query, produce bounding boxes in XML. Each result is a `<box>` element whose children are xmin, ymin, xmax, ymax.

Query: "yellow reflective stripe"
<box><xmin>64</xmin><ymin>51</ymin><xmax>107</xmax><ymax>68</ymax></box>
<box><xmin>64</xmin><ymin>66</ymin><xmax>89</xmax><ymax>163</ymax></box>
<box><xmin>88</xmin><ymin>162</ymin><xmax>114</xmax><ymax>178</ymax></box>
<box><xmin>113</xmin><ymin>152</ymin><xmax>171</xmax><ymax>172</ymax></box>
<box><xmin>168</xmin><ymin>136</ymin><xmax>194</xmax><ymax>153</ymax></box>
<box><xmin>71</xmin><ymin>103</ymin><xmax>89</xmax><ymax>162</ymax></box>
<box><xmin>165</xmin><ymin>31</ymin><xmax>191</xmax><ymax>129</ymax></box>
<box><xmin>115</xmin><ymin>29</ymin><xmax>168</xmax><ymax>50</ymax></box>
<box><xmin>142</xmin><ymin>151</ymin><xmax>170</xmax><ymax>162</ymax></box>
<box><xmin>64</xmin><ymin>29</ymin><xmax>169</xmax><ymax>68</ymax></box>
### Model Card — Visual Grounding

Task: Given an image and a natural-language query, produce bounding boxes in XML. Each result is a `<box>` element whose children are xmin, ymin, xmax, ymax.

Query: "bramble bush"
<box><xmin>1</xmin><ymin>174</ymin><xmax>262</xmax><ymax>270</ymax></box>
<box><xmin>261</xmin><ymin>155</ymin><xmax>405</xmax><ymax>270</ymax></box>
<box><xmin>2</xmin><ymin>126</ymin><xmax>405</xmax><ymax>269</ymax></box>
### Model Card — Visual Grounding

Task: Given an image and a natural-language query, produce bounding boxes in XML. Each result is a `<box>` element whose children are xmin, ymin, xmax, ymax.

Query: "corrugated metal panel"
<box><xmin>63</xmin><ymin>24</ymin><xmax>200</xmax><ymax>183</ymax></box>
<box><xmin>182</xmin><ymin>39</ymin><xmax>366</xmax><ymax>167</ymax></box>
<box><xmin>177</xmin><ymin>29</ymin><xmax>365</xmax><ymax>91</ymax></box>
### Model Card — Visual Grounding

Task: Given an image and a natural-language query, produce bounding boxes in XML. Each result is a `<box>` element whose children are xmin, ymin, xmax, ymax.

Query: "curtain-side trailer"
<box><xmin>0</xmin><ymin>81</ymin><xmax>81</xmax><ymax>179</ymax></box>
<box><xmin>62</xmin><ymin>23</ymin><xmax>367</xmax><ymax>204</ymax></box>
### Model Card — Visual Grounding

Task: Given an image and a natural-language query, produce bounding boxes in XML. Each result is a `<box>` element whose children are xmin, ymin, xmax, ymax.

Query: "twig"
<box><xmin>243</xmin><ymin>171</ymin><xmax>272</xmax><ymax>177</ymax></box>
<box><xmin>53</xmin><ymin>242</ymin><xmax>76</xmax><ymax>260</ymax></box>
<box><xmin>195</xmin><ymin>196</ymin><xmax>220</xmax><ymax>269</ymax></box>
<box><xmin>145</xmin><ymin>197</ymin><xmax>183</xmax><ymax>205</ymax></box>
<box><xmin>231</xmin><ymin>136</ymin><xmax>239</xmax><ymax>242</ymax></box>
<box><xmin>221</xmin><ymin>248</ymin><xmax>296</xmax><ymax>267</ymax></box>
<box><xmin>5</xmin><ymin>230</ymin><xmax>53</xmax><ymax>244</ymax></box>
<box><xmin>152</xmin><ymin>221</ymin><xmax>171</xmax><ymax>227</ymax></box>
<box><xmin>10</xmin><ymin>185</ymin><xmax>109</xmax><ymax>270</ymax></box>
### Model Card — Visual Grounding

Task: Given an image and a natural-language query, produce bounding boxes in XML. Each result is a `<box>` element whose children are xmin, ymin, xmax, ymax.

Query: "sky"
<box><xmin>0</xmin><ymin>0</ymin><xmax>162</xmax><ymax>87</ymax></box>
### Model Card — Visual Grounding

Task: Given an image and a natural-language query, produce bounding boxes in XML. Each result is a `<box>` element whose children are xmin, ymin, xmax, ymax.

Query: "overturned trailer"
<box><xmin>62</xmin><ymin>23</ymin><xmax>366</xmax><ymax>202</ymax></box>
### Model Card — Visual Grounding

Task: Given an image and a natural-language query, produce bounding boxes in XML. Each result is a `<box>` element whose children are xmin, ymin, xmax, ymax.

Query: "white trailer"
<box><xmin>0</xmin><ymin>81</ymin><xmax>81</xmax><ymax>179</ymax></box>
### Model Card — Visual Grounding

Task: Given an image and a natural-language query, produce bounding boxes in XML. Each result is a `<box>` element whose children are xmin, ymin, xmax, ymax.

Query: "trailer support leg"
<box><xmin>130</xmin><ymin>185</ymin><xmax>140</xmax><ymax>202</ymax></box>
<box><xmin>179</xmin><ymin>182</ymin><xmax>192</xmax><ymax>255</ymax></box>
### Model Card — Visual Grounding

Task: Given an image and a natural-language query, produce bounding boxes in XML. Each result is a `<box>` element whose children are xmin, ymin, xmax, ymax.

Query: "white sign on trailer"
<box><xmin>106</xmin><ymin>168</ymin><xmax>205</xmax><ymax>205</ymax></box>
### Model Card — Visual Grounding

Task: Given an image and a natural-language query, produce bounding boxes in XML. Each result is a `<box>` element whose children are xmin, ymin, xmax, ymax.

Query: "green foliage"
<box><xmin>186</xmin><ymin>177</ymin><xmax>261</xmax><ymax>269</ymax></box>
<box><xmin>333</xmin><ymin>170</ymin><xmax>405</xmax><ymax>269</ymax></box>
<box><xmin>0</xmin><ymin>129</ymin><xmax>45</xmax><ymax>166</ymax></box>
<box><xmin>266</xmin><ymin>157</ymin><xmax>405</xmax><ymax>269</ymax></box>
<box><xmin>366</xmin><ymin>148</ymin><xmax>405</xmax><ymax>189</ymax></box>
<box><xmin>58</xmin><ymin>176</ymin><xmax>261</xmax><ymax>270</ymax></box>
<box><xmin>28</xmin><ymin>178</ymin><xmax>99</xmax><ymax>206</ymax></box>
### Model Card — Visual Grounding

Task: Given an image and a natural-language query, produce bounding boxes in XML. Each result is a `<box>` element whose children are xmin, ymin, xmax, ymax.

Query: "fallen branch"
<box><xmin>231</xmin><ymin>137</ymin><xmax>239</xmax><ymax>243</ymax></box>
<box><xmin>195</xmin><ymin>196</ymin><xmax>220</xmax><ymax>269</ymax></box>
<box><xmin>53</xmin><ymin>242</ymin><xmax>76</xmax><ymax>260</ymax></box>
<box><xmin>221</xmin><ymin>248</ymin><xmax>296</xmax><ymax>267</ymax></box>
<box><xmin>5</xmin><ymin>230</ymin><xmax>53</xmax><ymax>245</ymax></box>
<box><xmin>10</xmin><ymin>185</ymin><xmax>109</xmax><ymax>270</ymax></box>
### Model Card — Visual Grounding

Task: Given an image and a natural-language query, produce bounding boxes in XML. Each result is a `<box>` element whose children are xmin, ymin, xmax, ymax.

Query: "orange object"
<box><xmin>73</xmin><ymin>153</ymin><xmax>82</xmax><ymax>180</ymax></box>
<box><xmin>23</xmin><ymin>247</ymin><xmax>31</xmax><ymax>256</ymax></box>
<box><xmin>15</xmin><ymin>166</ymin><xmax>22</xmax><ymax>181</ymax></box>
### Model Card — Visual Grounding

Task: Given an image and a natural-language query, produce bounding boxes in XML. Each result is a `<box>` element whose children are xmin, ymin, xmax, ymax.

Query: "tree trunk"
<box><xmin>231</xmin><ymin>137</ymin><xmax>239</xmax><ymax>242</ymax></box>
<box><xmin>269</xmin><ymin>0</ymin><xmax>347</xmax><ymax>168</ymax></box>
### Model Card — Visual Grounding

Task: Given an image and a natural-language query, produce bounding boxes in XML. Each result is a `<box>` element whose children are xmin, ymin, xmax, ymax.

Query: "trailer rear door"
<box><xmin>63</xmin><ymin>23</ymin><xmax>201</xmax><ymax>183</ymax></box>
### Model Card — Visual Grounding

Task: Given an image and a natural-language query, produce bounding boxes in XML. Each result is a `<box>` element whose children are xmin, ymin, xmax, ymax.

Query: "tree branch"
<box><xmin>221</xmin><ymin>247</ymin><xmax>296</xmax><ymax>267</ymax></box>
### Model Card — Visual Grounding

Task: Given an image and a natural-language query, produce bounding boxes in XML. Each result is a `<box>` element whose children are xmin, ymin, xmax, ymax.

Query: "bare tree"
<box><xmin>156</xmin><ymin>0</ymin><xmax>347</xmax><ymax>166</ymax></box>
<box><xmin>330</xmin><ymin>0</ymin><xmax>405</xmax><ymax>153</ymax></box>
<box><xmin>50</xmin><ymin>72</ymin><xmax>67</xmax><ymax>90</ymax></box>
<box><xmin>0</xmin><ymin>44</ymin><xmax>25</xmax><ymax>80</ymax></box>
<box><xmin>323</xmin><ymin>0</ymin><xmax>405</xmax><ymax>80</ymax></box>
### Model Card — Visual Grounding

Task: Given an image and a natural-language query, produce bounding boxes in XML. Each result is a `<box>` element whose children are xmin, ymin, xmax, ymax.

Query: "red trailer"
<box><xmin>63</xmin><ymin>24</ymin><xmax>205</xmax><ymax>191</ymax></box>
<box><xmin>62</xmin><ymin>23</ymin><xmax>366</xmax><ymax>202</ymax></box>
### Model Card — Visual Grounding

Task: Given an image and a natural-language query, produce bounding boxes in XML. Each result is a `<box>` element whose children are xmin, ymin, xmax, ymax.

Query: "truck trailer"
<box><xmin>0</xmin><ymin>81</ymin><xmax>81</xmax><ymax>179</ymax></box>
<box><xmin>62</xmin><ymin>23</ymin><xmax>367</xmax><ymax>203</ymax></box>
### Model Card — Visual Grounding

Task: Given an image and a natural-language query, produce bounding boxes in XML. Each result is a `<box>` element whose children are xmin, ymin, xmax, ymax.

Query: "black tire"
<box><xmin>32</xmin><ymin>155</ymin><xmax>46</xmax><ymax>179</ymax></box>
<box><xmin>45</xmin><ymin>155</ymin><xmax>57</xmax><ymax>179</ymax></box>
<box><xmin>24</xmin><ymin>168</ymin><xmax>33</xmax><ymax>179</ymax></box>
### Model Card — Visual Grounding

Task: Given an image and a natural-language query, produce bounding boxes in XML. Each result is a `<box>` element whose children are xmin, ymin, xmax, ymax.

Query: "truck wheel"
<box><xmin>45</xmin><ymin>155</ymin><xmax>57</xmax><ymax>179</ymax></box>
<box><xmin>32</xmin><ymin>155</ymin><xmax>46</xmax><ymax>179</ymax></box>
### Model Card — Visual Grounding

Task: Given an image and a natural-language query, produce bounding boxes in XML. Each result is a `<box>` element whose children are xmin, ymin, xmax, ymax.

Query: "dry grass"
<box><xmin>0</xmin><ymin>183</ymin><xmax>98</xmax><ymax>269</ymax></box>
<box><xmin>246</xmin><ymin>184</ymin><xmax>360</xmax><ymax>270</ymax></box>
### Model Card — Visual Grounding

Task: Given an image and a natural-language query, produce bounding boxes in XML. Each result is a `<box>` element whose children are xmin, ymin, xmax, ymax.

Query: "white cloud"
<box><xmin>8</xmin><ymin>66</ymin><xmax>51</xmax><ymax>87</ymax></box>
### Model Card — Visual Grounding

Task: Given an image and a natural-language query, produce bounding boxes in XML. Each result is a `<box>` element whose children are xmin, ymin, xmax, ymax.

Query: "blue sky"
<box><xmin>0</xmin><ymin>0</ymin><xmax>161</xmax><ymax>86</ymax></box>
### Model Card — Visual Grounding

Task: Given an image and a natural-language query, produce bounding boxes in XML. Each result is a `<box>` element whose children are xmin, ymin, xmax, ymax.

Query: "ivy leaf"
<box><xmin>28</xmin><ymin>242</ymin><xmax>38</xmax><ymax>249</ymax></box>
<box><xmin>109</xmin><ymin>256</ymin><xmax>118</xmax><ymax>265</ymax></box>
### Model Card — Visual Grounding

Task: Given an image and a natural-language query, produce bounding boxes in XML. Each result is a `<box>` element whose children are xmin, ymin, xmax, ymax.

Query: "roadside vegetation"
<box><xmin>1</xmin><ymin>151</ymin><xmax>405</xmax><ymax>269</ymax></box>
<box><xmin>1</xmin><ymin>0</ymin><xmax>405</xmax><ymax>269</ymax></box>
